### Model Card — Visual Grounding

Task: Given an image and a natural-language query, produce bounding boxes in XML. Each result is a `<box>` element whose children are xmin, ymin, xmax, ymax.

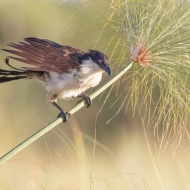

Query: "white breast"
<box><xmin>44</xmin><ymin>58</ymin><xmax>103</xmax><ymax>101</ymax></box>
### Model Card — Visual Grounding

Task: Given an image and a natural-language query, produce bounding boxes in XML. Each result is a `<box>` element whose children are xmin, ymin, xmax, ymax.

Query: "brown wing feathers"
<box><xmin>2</xmin><ymin>37</ymin><xmax>84</xmax><ymax>73</ymax></box>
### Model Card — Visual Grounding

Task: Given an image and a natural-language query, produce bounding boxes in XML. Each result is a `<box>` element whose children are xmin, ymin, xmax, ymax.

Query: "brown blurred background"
<box><xmin>0</xmin><ymin>0</ymin><xmax>190</xmax><ymax>189</ymax></box>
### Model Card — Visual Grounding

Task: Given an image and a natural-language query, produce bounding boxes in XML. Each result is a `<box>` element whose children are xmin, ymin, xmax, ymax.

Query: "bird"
<box><xmin>0</xmin><ymin>37</ymin><xmax>111</xmax><ymax>122</ymax></box>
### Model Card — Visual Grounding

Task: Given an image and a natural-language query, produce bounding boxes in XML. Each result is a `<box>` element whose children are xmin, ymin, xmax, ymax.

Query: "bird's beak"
<box><xmin>99</xmin><ymin>64</ymin><xmax>112</xmax><ymax>76</ymax></box>
<box><xmin>105</xmin><ymin>66</ymin><xmax>112</xmax><ymax>76</ymax></box>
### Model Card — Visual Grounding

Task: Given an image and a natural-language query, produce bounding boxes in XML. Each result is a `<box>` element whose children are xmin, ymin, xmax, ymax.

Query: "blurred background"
<box><xmin>0</xmin><ymin>0</ymin><xmax>190</xmax><ymax>189</ymax></box>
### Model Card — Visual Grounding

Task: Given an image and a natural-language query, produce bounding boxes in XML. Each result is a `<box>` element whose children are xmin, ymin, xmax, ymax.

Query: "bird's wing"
<box><xmin>2</xmin><ymin>37</ymin><xmax>84</xmax><ymax>73</ymax></box>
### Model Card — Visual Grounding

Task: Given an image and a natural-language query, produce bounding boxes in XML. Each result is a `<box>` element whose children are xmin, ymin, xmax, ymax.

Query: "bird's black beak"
<box><xmin>105</xmin><ymin>66</ymin><xmax>112</xmax><ymax>76</ymax></box>
<box><xmin>99</xmin><ymin>64</ymin><xmax>112</xmax><ymax>76</ymax></box>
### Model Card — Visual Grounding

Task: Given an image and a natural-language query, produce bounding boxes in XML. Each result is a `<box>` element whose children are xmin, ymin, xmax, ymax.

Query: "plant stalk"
<box><xmin>0</xmin><ymin>61</ymin><xmax>133</xmax><ymax>165</ymax></box>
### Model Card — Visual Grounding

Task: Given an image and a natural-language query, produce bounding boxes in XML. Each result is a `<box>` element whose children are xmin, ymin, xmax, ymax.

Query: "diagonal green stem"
<box><xmin>0</xmin><ymin>62</ymin><xmax>133</xmax><ymax>165</ymax></box>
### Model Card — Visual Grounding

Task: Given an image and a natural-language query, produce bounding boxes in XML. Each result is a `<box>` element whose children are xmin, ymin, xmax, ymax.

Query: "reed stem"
<box><xmin>0</xmin><ymin>61</ymin><xmax>133</xmax><ymax>165</ymax></box>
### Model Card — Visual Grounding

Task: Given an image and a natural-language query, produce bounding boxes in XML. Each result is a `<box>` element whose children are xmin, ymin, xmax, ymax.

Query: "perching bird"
<box><xmin>0</xmin><ymin>37</ymin><xmax>111</xmax><ymax>121</ymax></box>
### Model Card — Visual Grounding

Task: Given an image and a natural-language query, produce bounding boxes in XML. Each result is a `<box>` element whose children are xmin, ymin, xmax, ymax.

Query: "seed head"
<box><xmin>130</xmin><ymin>43</ymin><xmax>151</xmax><ymax>66</ymax></box>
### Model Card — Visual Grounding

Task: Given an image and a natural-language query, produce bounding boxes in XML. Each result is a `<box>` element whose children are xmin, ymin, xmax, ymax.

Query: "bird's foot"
<box><xmin>52</xmin><ymin>101</ymin><xmax>71</xmax><ymax>122</ymax></box>
<box><xmin>57</xmin><ymin>111</ymin><xmax>71</xmax><ymax>122</ymax></box>
<box><xmin>76</xmin><ymin>94</ymin><xmax>92</xmax><ymax>108</ymax></box>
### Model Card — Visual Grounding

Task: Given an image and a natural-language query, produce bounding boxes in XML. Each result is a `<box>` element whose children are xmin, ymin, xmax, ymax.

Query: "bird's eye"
<box><xmin>98</xmin><ymin>59</ymin><xmax>103</xmax><ymax>64</ymax></box>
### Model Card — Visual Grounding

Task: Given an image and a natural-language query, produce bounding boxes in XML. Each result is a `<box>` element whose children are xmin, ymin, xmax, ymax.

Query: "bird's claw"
<box><xmin>57</xmin><ymin>111</ymin><xmax>71</xmax><ymax>122</ymax></box>
<box><xmin>76</xmin><ymin>95</ymin><xmax>92</xmax><ymax>108</ymax></box>
<box><xmin>84</xmin><ymin>96</ymin><xmax>92</xmax><ymax>107</ymax></box>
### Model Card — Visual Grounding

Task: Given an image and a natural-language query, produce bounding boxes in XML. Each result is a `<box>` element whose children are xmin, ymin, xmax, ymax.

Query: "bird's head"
<box><xmin>89</xmin><ymin>50</ymin><xmax>111</xmax><ymax>76</ymax></box>
<box><xmin>79</xmin><ymin>50</ymin><xmax>111</xmax><ymax>76</ymax></box>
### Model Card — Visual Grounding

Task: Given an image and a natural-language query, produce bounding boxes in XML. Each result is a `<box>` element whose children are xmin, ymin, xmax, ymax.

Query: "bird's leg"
<box><xmin>76</xmin><ymin>94</ymin><xmax>92</xmax><ymax>108</ymax></box>
<box><xmin>52</xmin><ymin>101</ymin><xmax>71</xmax><ymax>122</ymax></box>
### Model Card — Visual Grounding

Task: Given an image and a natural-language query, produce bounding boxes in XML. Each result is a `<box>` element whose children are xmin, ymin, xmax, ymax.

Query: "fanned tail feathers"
<box><xmin>0</xmin><ymin>58</ymin><xmax>44</xmax><ymax>83</ymax></box>
<box><xmin>0</xmin><ymin>75</ymin><xmax>26</xmax><ymax>83</ymax></box>
<box><xmin>0</xmin><ymin>68</ymin><xmax>27</xmax><ymax>83</ymax></box>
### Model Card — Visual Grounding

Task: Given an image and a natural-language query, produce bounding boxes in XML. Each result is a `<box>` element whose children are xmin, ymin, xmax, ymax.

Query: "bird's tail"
<box><xmin>0</xmin><ymin>58</ymin><xmax>44</xmax><ymax>83</ymax></box>
<box><xmin>0</xmin><ymin>70</ymin><xmax>27</xmax><ymax>83</ymax></box>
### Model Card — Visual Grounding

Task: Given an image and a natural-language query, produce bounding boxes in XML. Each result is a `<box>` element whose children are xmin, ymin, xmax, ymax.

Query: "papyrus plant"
<box><xmin>103</xmin><ymin>0</ymin><xmax>190</xmax><ymax>151</ymax></box>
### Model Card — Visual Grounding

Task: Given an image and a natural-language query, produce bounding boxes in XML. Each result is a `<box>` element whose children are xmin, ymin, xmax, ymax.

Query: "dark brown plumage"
<box><xmin>2</xmin><ymin>37</ymin><xmax>84</xmax><ymax>73</ymax></box>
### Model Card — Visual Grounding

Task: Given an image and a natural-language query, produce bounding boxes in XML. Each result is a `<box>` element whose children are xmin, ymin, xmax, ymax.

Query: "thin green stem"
<box><xmin>0</xmin><ymin>61</ymin><xmax>133</xmax><ymax>165</ymax></box>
